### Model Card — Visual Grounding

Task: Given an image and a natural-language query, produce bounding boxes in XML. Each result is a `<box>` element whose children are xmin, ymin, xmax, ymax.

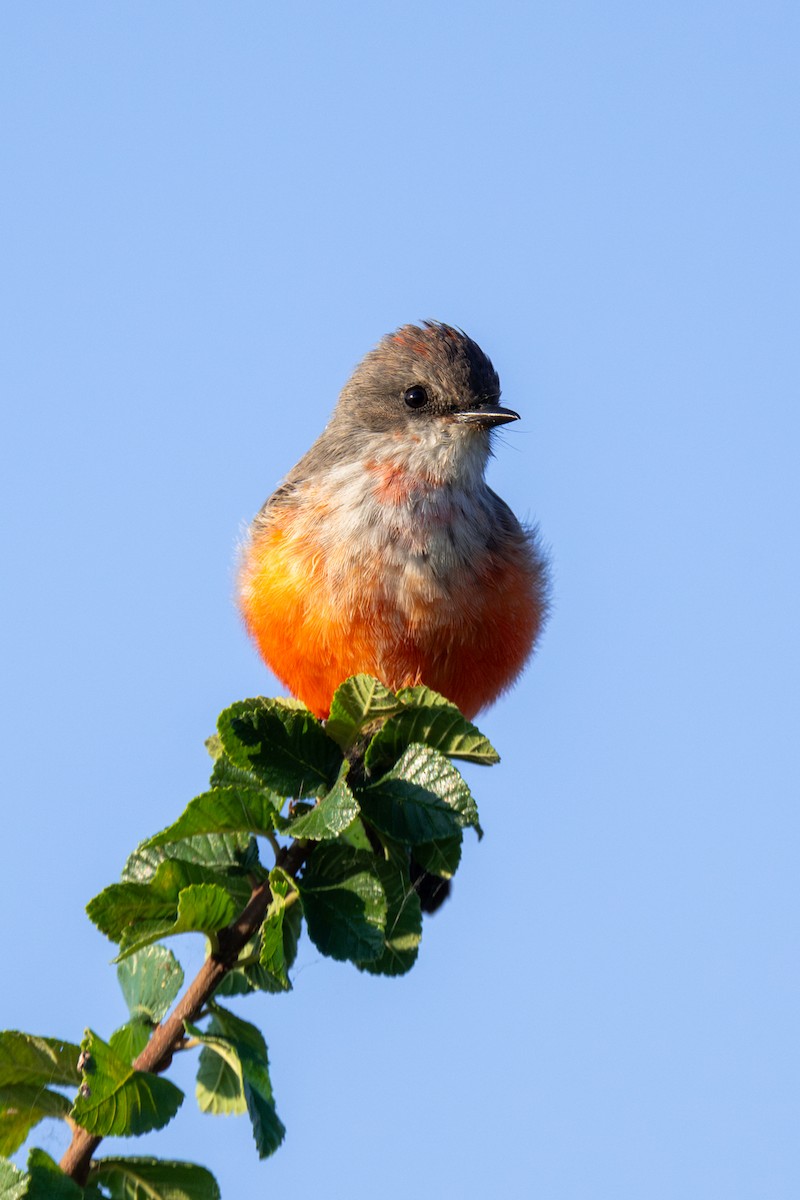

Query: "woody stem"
<box><xmin>59</xmin><ymin>838</ymin><xmax>309</xmax><ymax>1186</ymax></box>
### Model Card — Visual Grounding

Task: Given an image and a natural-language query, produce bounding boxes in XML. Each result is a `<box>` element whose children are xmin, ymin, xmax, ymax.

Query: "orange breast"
<box><xmin>238</xmin><ymin>507</ymin><xmax>544</xmax><ymax>720</ymax></box>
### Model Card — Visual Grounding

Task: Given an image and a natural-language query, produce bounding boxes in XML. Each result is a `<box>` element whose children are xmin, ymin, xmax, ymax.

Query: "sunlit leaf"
<box><xmin>274</xmin><ymin>774</ymin><xmax>359</xmax><ymax>840</ymax></box>
<box><xmin>121</xmin><ymin>833</ymin><xmax>259</xmax><ymax>884</ymax></box>
<box><xmin>0</xmin><ymin>1156</ymin><xmax>27</xmax><ymax>1200</ymax></box>
<box><xmin>25</xmin><ymin>1150</ymin><xmax>83</xmax><ymax>1199</ymax></box>
<box><xmin>218</xmin><ymin>699</ymin><xmax>342</xmax><ymax>798</ymax></box>
<box><xmin>375</xmin><ymin>743</ymin><xmax>481</xmax><ymax>834</ymax></box>
<box><xmin>213</xmin><ymin>895</ymin><xmax>302</xmax><ymax>999</ymax></box>
<box><xmin>325</xmin><ymin>676</ymin><xmax>405</xmax><ymax>748</ymax></box>
<box><xmin>146</xmin><ymin>787</ymin><xmax>281</xmax><ymax>847</ymax></box>
<box><xmin>0</xmin><ymin>1033</ymin><xmax>80</xmax><ymax>1088</ymax></box>
<box><xmin>88</xmin><ymin>1157</ymin><xmax>221</xmax><ymax>1200</ymax></box>
<box><xmin>71</xmin><ymin>1031</ymin><xmax>183</xmax><ymax>1138</ymax></box>
<box><xmin>117</xmin><ymin>945</ymin><xmax>184</xmax><ymax>1023</ymax></box>
<box><xmin>87</xmin><ymin>860</ymin><xmax>248</xmax><ymax>949</ymax></box>
<box><xmin>299</xmin><ymin>846</ymin><xmax>387</xmax><ymax>963</ymax></box>
<box><xmin>116</xmin><ymin>885</ymin><xmax>240</xmax><ymax>961</ymax></box>
<box><xmin>108</xmin><ymin>1021</ymin><xmax>151</xmax><ymax>1066</ymax></box>
<box><xmin>190</xmin><ymin>1007</ymin><xmax>284</xmax><ymax>1159</ymax></box>
<box><xmin>360</xmin><ymin>767</ymin><xmax>463</xmax><ymax>845</ymax></box>
<box><xmin>0</xmin><ymin>1084</ymin><xmax>71</xmax><ymax>1156</ymax></box>
<box><xmin>359</xmin><ymin>857</ymin><xmax>422</xmax><ymax>978</ymax></box>
<box><xmin>365</xmin><ymin>701</ymin><xmax>499</xmax><ymax>773</ymax></box>
<box><xmin>256</xmin><ymin>871</ymin><xmax>296</xmax><ymax>992</ymax></box>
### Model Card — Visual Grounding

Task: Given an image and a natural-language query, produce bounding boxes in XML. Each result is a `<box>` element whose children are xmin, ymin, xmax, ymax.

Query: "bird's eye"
<box><xmin>404</xmin><ymin>385</ymin><xmax>429</xmax><ymax>409</ymax></box>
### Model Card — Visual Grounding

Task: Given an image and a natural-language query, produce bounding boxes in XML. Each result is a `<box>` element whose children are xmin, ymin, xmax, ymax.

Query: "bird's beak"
<box><xmin>451</xmin><ymin>403</ymin><xmax>520</xmax><ymax>428</ymax></box>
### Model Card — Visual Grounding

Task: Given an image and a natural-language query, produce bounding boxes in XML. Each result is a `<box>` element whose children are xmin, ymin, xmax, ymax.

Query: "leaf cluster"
<box><xmin>1</xmin><ymin>676</ymin><xmax>497</xmax><ymax>1197</ymax></box>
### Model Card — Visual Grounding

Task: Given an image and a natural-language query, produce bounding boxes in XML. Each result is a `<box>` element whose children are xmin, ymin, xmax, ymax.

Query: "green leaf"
<box><xmin>71</xmin><ymin>1031</ymin><xmax>183</xmax><ymax>1138</ymax></box>
<box><xmin>193</xmin><ymin>1007</ymin><xmax>266</xmax><ymax>1117</ymax></box>
<box><xmin>359</xmin><ymin>858</ymin><xmax>422</xmax><ymax>977</ymax></box>
<box><xmin>360</xmin><ymin>769</ymin><xmax>463</xmax><ymax>845</ymax></box>
<box><xmin>214</xmin><ymin>899</ymin><xmax>302</xmax><ymax>999</ymax></box>
<box><xmin>256</xmin><ymin>871</ymin><xmax>297</xmax><ymax>992</ymax></box>
<box><xmin>146</xmin><ymin>787</ymin><xmax>282</xmax><ymax>848</ymax></box>
<box><xmin>217</xmin><ymin>698</ymin><xmax>343</xmax><ymax>798</ymax></box>
<box><xmin>108</xmin><ymin>1021</ymin><xmax>151</xmax><ymax>1066</ymax></box>
<box><xmin>0</xmin><ymin>1032</ymin><xmax>80</xmax><ymax>1088</ymax></box>
<box><xmin>209</xmin><ymin>753</ymin><xmax>271</xmax><ymax>793</ymax></box>
<box><xmin>121</xmin><ymin>832</ymin><xmax>259</xmax><ymax>884</ymax></box>
<box><xmin>375</xmin><ymin>743</ymin><xmax>481</xmax><ymax>834</ymax></box>
<box><xmin>117</xmin><ymin>945</ymin><xmax>184</xmax><ymax>1023</ymax></box>
<box><xmin>299</xmin><ymin>845</ymin><xmax>387</xmax><ymax>963</ymax></box>
<box><xmin>25</xmin><ymin>1149</ymin><xmax>83</xmax><ymax>1199</ymax></box>
<box><xmin>0</xmin><ymin>1084</ymin><xmax>71</xmax><ymax>1156</ymax></box>
<box><xmin>279</xmin><ymin>884</ymin><xmax>302</xmax><ymax>973</ymax></box>
<box><xmin>193</xmin><ymin>1033</ymin><xmax>244</xmax><ymax>1118</ymax></box>
<box><xmin>274</xmin><ymin>773</ymin><xmax>359</xmax><ymax>840</ymax></box>
<box><xmin>205</xmin><ymin>733</ymin><xmax>223</xmax><ymax>760</ymax></box>
<box><xmin>397</xmin><ymin>683</ymin><xmax>469</xmax><ymax>709</ymax></box>
<box><xmin>89</xmin><ymin>1157</ymin><xmax>220</xmax><ymax>1200</ymax></box>
<box><xmin>87</xmin><ymin>859</ymin><xmax>248</xmax><ymax>949</ymax></box>
<box><xmin>117</xmin><ymin>885</ymin><xmax>239</xmax><ymax>961</ymax></box>
<box><xmin>0</xmin><ymin>1156</ymin><xmax>27</xmax><ymax>1200</ymax></box>
<box><xmin>213</xmin><ymin>894</ymin><xmax>302</xmax><ymax>998</ymax></box>
<box><xmin>190</xmin><ymin>1008</ymin><xmax>284</xmax><ymax>1159</ymax></box>
<box><xmin>412</xmin><ymin>834</ymin><xmax>463</xmax><ymax>879</ymax></box>
<box><xmin>365</xmin><ymin>701</ymin><xmax>499</xmax><ymax>773</ymax></box>
<box><xmin>338</xmin><ymin>815</ymin><xmax>374</xmax><ymax>851</ymax></box>
<box><xmin>325</xmin><ymin>675</ymin><xmax>405</xmax><ymax>748</ymax></box>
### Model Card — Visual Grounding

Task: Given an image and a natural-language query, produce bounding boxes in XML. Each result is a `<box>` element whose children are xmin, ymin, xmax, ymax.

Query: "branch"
<box><xmin>59</xmin><ymin>838</ymin><xmax>309</xmax><ymax>1185</ymax></box>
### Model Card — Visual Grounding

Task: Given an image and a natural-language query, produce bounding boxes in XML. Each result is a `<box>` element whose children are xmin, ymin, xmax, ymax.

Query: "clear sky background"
<box><xmin>2</xmin><ymin>3</ymin><xmax>798</xmax><ymax>1197</ymax></box>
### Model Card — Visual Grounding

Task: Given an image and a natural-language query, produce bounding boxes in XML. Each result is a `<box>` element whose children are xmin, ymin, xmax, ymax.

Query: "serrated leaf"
<box><xmin>396</xmin><ymin>684</ymin><xmax>462</xmax><ymax>708</ymax></box>
<box><xmin>256</xmin><ymin>871</ymin><xmax>296</xmax><ymax>991</ymax></box>
<box><xmin>299</xmin><ymin>845</ymin><xmax>387</xmax><ymax>963</ymax></box>
<box><xmin>377</xmin><ymin>743</ymin><xmax>481</xmax><ymax>834</ymax></box>
<box><xmin>0</xmin><ymin>1033</ymin><xmax>80</xmax><ymax>1088</ymax></box>
<box><xmin>209</xmin><ymin>752</ymin><xmax>271</xmax><ymax>793</ymax></box>
<box><xmin>213</xmin><ymin>894</ymin><xmax>302</xmax><ymax>998</ymax></box>
<box><xmin>207</xmin><ymin>1007</ymin><xmax>271</xmax><ymax>1062</ymax></box>
<box><xmin>190</xmin><ymin>1008</ymin><xmax>284</xmax><ymax>1159</ymax></box>
<box><xmin>117</xmin><ymin>945</ymin><xmax>184</xmax><ymax>1023</ymax></box>
<box><xmin>217</xmin><ymin>698</ymin><xmax>343</xmax><ymax>798</ymax></box>
<box><xmin>0</xmin><ymin>1156</ymin><xmax>27</xmax><ymax>1200</ymax></box>
<box><xmin>121</xmin><ymin>832</ymin><xmax>260</xmax><ymax>884</ymax></box>
<box><xmin>338</xmin><ymin>815</ymin><xmax>374</xmax><ymax>851</ymax></box>
<box><xmin>205</xmin><ymin>733</ymin><xmax>223</xmax><ymax>760</ymax></box>
<box><xmin>0</xmin><ymin>1084</ymin><xmax>71</xmax><ymax>1156</ymax></box>
<box><xmin>88</xmin><ymin>859</ymin><xmax>248</xmax><ymax>947</ymax></box>
<box><xmin>108</xmin><ymin>1021</ymin><xmax>151</xmax><ymax>1066</ymax></box>
<box><xmin>117</xmin><ymin>885</ymin><xmax>240</xmax><ymax>961</ymax></box>
<box><xmin>359</xmin><ymin>858</ymin><xmax>422</xmax><ymax>977</ymax></box>
<box><xmin>146</xmin><ymin>787</ymin><xmax>282</xmax><ymax>848</ymax></box>
<box><xmin>365</xmin><ymin>703</ymin><xmax>499</xmax><ymax>773</ymax></box>
<box><xmin>359</xmin><ymin>770</ymin><xmax>463</xmax><ymax>845</ymax></box>
<box><xmin>194</xmin><ymin>1039</ymin><xmax>243</xmax><ymax>1117</ymax></box>
<box><xmin>25</xmin><ymin>1149</ymin><xmax>84</xmax><ymax>1199</ymax></box>
<box><xmin>192</xmin><ymin>1007</ymin><xmax>269</xmax><ymax>1115</ymax></box>
<box><xmin>71</xmin><ymin>1031</ymin><xmax>183</xmax><ymax>1138</ymax></box>
<box><xmin>89</xmin><ymin>1157</ymin><xmax>220</xmax><ymax>1200</ymax></box>
<box><xmin>274</xmin><ymin>774</ymin><xmax>359</xmax><ymax>840</ymax></box>
<box><xmin>279</xmin><ymin>884</ymin><xmax>302</xmax><ymax>972</ymax></box>
<box><xmin>325</xmin><ymin>675</ymin><xmax>405</xmax><ymax>748</ymax></box>
<box><xmin>412</xmin><ymin>834</ymin><xmax>463</xmax><ymax>879</ymax></box>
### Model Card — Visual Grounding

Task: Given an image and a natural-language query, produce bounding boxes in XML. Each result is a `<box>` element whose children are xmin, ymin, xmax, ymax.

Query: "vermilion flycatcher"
<box><xmin>238</xmin><ymin>322</ymin><xmax>549</xmax><ymax>719</ymax></box>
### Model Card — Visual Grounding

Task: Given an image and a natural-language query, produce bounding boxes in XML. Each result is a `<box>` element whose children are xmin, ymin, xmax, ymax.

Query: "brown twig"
<box><xmin>59</xmin><ymin>839</ymin><xmax>309</xmax><ymax>1185</ymax></box>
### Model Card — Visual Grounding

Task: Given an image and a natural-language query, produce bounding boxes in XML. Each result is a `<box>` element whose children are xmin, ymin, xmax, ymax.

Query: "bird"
<box><xmin>238</xmin><ymin>321</ymin><xmax>549</xmax><ymax>721</ymax></box>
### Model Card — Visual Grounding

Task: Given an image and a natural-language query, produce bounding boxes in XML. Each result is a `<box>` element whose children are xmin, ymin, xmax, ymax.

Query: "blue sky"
<box><xmin>2</xmin><ymin>3</ymin><xmax>798</xmax><ymax>1197</ymax></box>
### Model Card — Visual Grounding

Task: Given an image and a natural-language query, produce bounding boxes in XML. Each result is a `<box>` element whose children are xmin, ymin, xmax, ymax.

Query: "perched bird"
<box><xmin>238</xmin><ymin>321</ymin><xmax>549</xmax><ymax>720</ymax></box>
